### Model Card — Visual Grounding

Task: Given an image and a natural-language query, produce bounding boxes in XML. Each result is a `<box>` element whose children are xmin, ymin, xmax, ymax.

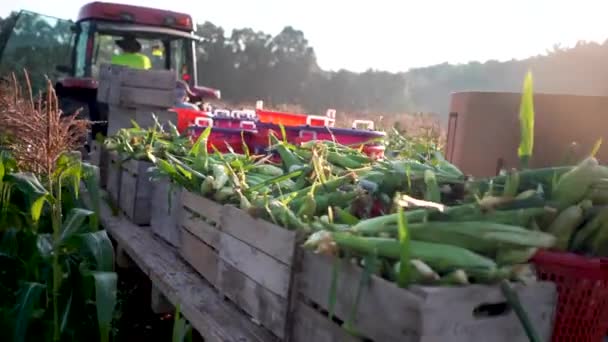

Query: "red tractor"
<box><xmin>0</xmin><ymin>2</ymin><xmax>220</xmax><ymax>138</ymax></box>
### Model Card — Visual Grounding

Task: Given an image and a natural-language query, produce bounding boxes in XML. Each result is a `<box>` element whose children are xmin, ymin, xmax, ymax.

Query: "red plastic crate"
<box><xmin>256</xmin><ymin>109</ymin><xmax>333</xmax><ymax>127</ymax></box>
<box><xmin>173</xmin><ymin>107</ymin><xmax>207</xmax><ymax>133</ymax></box>
<box><xmin>532</xmin><ymin>250</ymin><xmax>608</xmax><ymax>342</ymax></box>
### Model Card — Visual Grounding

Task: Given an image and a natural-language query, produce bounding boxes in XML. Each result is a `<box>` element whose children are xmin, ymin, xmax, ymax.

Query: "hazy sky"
<box><xmin>1</xmin><ymin>0</ymin><xmax>607</xmax><ymax>72</ymax></box>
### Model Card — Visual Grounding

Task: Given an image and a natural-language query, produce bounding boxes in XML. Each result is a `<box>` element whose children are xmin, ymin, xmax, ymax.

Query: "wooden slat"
<box><xmin>180</xmin><ymin>228</ymin><xmax>219</xmax><ymax>287</ymax></box>
<box><xmin>150</xmin><ymin>179</ymin><xmax>181</xmax><ymax>247</ymax></box>
<box><xmin>106</xmin><ymin>152</ymin><xmax>122</xmax><ymax>202</ymax></box>
<box><xmin>297</xmin><ymin>251</ymin><xmax>422</xmax><ymax>342</ymax></box>
<box><xmin>118</xmin><ymin>68</ymin><xmax>176</xmax><ymax>90</ymax></box>
<box><xmin>181</xmin><ymin>207</ymin><xmax>221</xmax><ymax>249</ymax></box>
<box><xmin>93</xmin><ymin>190</ymin><xmax>278</xmax><ymax>342</ymax></box>
<box><xmin>217</xmin><ymin>260</ymin><xmax>287</xmax><ymax>339</ymax></box>
<box><xmin>119</xmin><ymin>86</ymin><xmax>174</xmax><ymax>108</ymax></box>
<box><xmin>291</xmin><ymin>301</ymin><xmax>361</xmax><ymax>342</ymax></box>
<box><xmin>221</xmin><ymin>205</ymin><xmax>296</xmax><ymax>266</ymax></box>
<box><xmin>181</xmin><ymin>191</ymin><xmax>223</xmax><ymax>224</ymax></box>
<box><xmin>416</xmin><ymin>283</ymin><xmax>556</xmax><ymax>342</ymax></box>
<box><xmin>107</xmin><ymin>106</ymin><xmax>136</xmax><ymax>135</ymax></box>
<box><xmin>119</xmin><ymin>161</ymin><xmax>153</xmax><ymax>225</ymax></box>
<box><xmin>219</xmin><ymin>232</ymin><xmax>291</xmax><ymax>299</ymax></box>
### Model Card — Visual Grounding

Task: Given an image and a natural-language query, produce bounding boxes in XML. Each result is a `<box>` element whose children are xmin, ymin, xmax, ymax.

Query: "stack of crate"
<box><xmin>97</xmin><ymin>63</ymin><xmax>178</xmax><ymax>134</ymax></box>
<box><xmin>97</xmin><ymin>64</ymin><xmax>178</xmax><ymax>224</ymax></box>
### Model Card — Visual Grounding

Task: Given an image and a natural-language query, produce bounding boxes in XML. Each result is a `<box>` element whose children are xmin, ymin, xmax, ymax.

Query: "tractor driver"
<box><xmin>111</xmin><ymin>35</ymin><xmax>152</xmax><ymax>70</ymax></box>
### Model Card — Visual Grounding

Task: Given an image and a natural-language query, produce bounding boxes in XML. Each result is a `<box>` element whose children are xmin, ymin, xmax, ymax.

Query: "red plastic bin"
<box><xmin>256</xmin><ymin>109</ymin><xmax>333</xmax><ymax>127</ymax></box>
<box><xmin>532</xmin><ymin>250</ymin><xmax>608</xmax><ymax>342</ymax></box>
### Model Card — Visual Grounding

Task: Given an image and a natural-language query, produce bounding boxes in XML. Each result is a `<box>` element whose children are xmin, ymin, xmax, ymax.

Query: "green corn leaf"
<box><xmin>82</xmin><ymin>163</ymin><xmax>101</xmax><ymax>231</ymax></box>
<box><xmin>90</xmin><ymin>271</ymin><xmax>117</xmax><ymax>342</ymax></box>
<box><xmin>518</xmin><ymin>71</ymin><xmax>535</xmax><ymax>168</ymax></box>
<box><xmin>279</xmin><ymin>124</ymin><xmax>288</xmax><ymax>143</ymax></box>
<box><xmin>343</xmin><ymin>253</ymin><xmax>374</xmax><ymax>337</ymax></box>
<box><xmin>172</xmin><ymin>304</ymin><xmax>193</xmax><ymax>342</ymax></box>
<box><xmin>0</xmin><ymin>155</ymin><xmax>5</xmax><ymax>183</ymax></box>
<box><xmin>30</xmin><ymin>195</ymin><xmax>49</xmax><ymax>223</ymax></box>
<box><xmin>397</xmin><ymin>206</ymin><xmax>411</xmax><ymax>287</ymax></box>
<box><xmin>13</xmin><ymin>282</ymin><xmax>46</xmax><ymax>342</ymax></box>
<box><xmin>59</xmin><ymin>208</ymin><xmax>95</xmax><ymax>243</ymax></box>
<box><xmin>241</xmin><ymin>131</ymin><xmax>250</xmax><ymax>157</ymax></box>
<box><xmin>423</xmin><ymin>170</ymin><xmax>440</xmax><ymax>203</ymax></box>
<box><xmin>59</xmin><ymin>292</ymin><xmax>73</xmax><ymax>335</ymax></box>
<box><xmin>189</xmin><ymin>125</ymin><xmax>212</xmax><ymax>158</ymax></box>
<box><xmin>590</xmin><ymin>138</ymin><xmax>602</xmax><ymax>158</ymax></box>
<box><xmin>74</xmin><ymin>231</ymin><xmax>115</xmax><ymax>272</ymax></box>
<box><xmin>8</xmin><ymin>172</ymin><xmax>48</xmax><ymax>196</ymax></box>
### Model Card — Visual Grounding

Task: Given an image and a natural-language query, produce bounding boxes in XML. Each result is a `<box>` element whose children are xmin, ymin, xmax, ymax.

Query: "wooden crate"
<box><xmin>98</xmin><ymin>65</ymin><xmax>175</xmax><ymax>105</ymax></box>
<box><xmin>119</xmin><ymin>87</ymin><xmax>175</xmax><ymax>108</ymax></box>
<box><xmin>179</xmin><ymin>190</ymin><xmax>223</xmax><ymax>288</ymax></box>
<box><xmin>89</xmin><ymin>140</ymin><xmax>102</xmax><ymax>167</ymax></box>
<box><xmin>218</xmin><ymin>205</ymin><xmax>299</xmax><ymax>340</ymax></box>
<box><xmin>179</xmin><ymin>191</ymin><xmax>299</xmax><ymax>340</ymax></box>
<box><xmin>447</xmin><ymin>91</ymin><xmax>608</xmax><ymax>177</ymax></box>
<box><xmin>99</xmin><ymin>64</ymin><xmax>176</xmax><ymax>89</ymax></box>
<box><xmin>119</xmin><ymin>158</ymin><xmax>154</xmax><ymax>225</ymax></box>
<box><xmin>89</xmin><ymin>141</ymin><xmax>109</xmax><ymax>188</ymax></box>
<box><xmin>106</xmin><ymin>151</ymin><xmax>122</xmax><ymax>203</ymax></box>
<box><xmin>150</xmin><ymin>178</ymin><xmax>182</xmax><ymax>247</ymax></box>
<box><xmin>293</xmin><ymin>251</ymin><xmax>557</xmax><ymax>342</ymax></box>
<box><xmin>107</xmin><ymin>106</ymin><xmax>136</xmax><ymax>136</ymax></box>
<box><xmin>106</xmin><ymin>105</ymin><xmax>177</xmax><ymax>135</ymax></box>
<box><xmin>135</xmin><ymin>106</ymin><xmax>178</xmax><ymax>127</ymax></box>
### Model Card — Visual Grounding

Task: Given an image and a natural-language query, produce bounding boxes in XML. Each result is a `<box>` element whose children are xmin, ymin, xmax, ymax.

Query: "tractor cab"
<box><xmin>0</xmin><ymin>2</ymin><xmax>220</xmax><ymax>137</ymax></box>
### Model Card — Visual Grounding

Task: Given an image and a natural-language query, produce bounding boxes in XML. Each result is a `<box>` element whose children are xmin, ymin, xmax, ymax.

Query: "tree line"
<box><xmin>2</xmin><ymin>11</ymin><xmax>608</xmax><ymax>120</ymax></box>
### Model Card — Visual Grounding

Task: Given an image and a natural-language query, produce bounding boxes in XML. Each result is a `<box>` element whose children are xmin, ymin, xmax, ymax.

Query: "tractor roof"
<box><xmin>77</xmin><ymin>2</ymin><xmax>194</xmax><ymax>32</ymax></box>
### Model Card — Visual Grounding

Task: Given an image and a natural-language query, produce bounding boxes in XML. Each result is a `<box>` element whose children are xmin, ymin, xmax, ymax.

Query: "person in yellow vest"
<box><xmin>150</xmin><ymin>44</ymin><xmax>164</xmax><ymax>69</ymax></box>
<box><xmin>111</xmin><ymin>36</ymin><xmax>151</xmax><ymax>70</ymax></box>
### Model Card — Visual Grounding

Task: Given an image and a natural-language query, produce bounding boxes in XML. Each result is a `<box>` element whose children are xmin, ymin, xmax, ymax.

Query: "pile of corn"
<box><xmin>104</xmin><ymin>117</ymin><xmax>608</xmax><ymax>287</ymax></box>
<box><xmin>305</xmin><ymin>156</ymin><xmax>608</xmax><ymax>285</ymax></box>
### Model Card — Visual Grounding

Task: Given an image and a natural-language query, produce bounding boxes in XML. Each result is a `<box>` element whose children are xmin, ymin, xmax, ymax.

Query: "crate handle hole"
<box><xmin>472</xmin><ymin>302</ymin><xmax>511</xmax><ymax>318</ymax></box>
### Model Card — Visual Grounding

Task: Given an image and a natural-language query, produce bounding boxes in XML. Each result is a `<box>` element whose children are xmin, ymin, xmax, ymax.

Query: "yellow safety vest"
<box><xmin>111</xmin><ymin>53</ymin><xmax>152</xmax><ymax>70</ymax></box>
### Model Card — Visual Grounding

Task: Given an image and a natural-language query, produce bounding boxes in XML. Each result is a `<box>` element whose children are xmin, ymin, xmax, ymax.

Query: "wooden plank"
<box><xmin>119</xmin><ymin>160</ymin><xmax>154</xmax><ymax>225</ymax></box>
<box><xmin>291</xmin><ymin>301</ymin><xmax>361</xmax><ymax>342</ymax></box>
<box><xmin>416</xmin><ymin>283</ymin><xmax>556</xmax><ymax>342</ymax></box>
<box><xmin>150</xmin><ymin>179</ymin><xmax>182</xmax><ymax>247</ymax></box>
<box><xmin>119</xmin><ymin>86</ymin><xmax>174</xmax><ymax>108</ymax></box>
<box><xmin>180</xmin><ymin>227</ymin><xmax>219</xmax><ymax>287</ymax></box>
<box><xmin>89</xmin><ymin>141</ymin><xmax>102</xmax><ymax>166</ymax></box>
<box><xmin>93</xmin><ymin>191</ymin><xmax>277</xmax><ymax>342</ymax></box>
<box><xmin>135</xmin><ymin>106</ymin><xmax>178</xmax><ymax>127</ymax></box>
<box><xmin>118</xmin><ymin>69</ymin><xmax>176</xmax><ymax>90</ymax></box>
<box><xmin>297</xmin><ymin>251</ymin><xmax>422</xmax><ymax>342</ymax></box>
<box><xmin>221</xmin><ymin>205</ymin><xmax>297</xmax><ymax>266</ymax></box>
<box><xmin>181</xmin><ymin>191</ymin><xmax>223</xmax><ymax>224</ymax></box>
<box><xmin>217</xmin><ymin>259</ymin><xmax>288</xmax><ymax>339</ymax></box>
<box><xmin>107</xmin><ymin>106</ymin><xmax>136</xmax><ymax>135</ymax></box>
<box><xmin>106</xmin><ymin>152</ymin><xmax>122</xmax><ymax>202</ymax></box>
<box><xmin>219</xmin><ymin>232</ymin><xmax>291</xmax><ymax>299</ymax></box>
<box><xmin>181</xmin><ymin>207</ymin><xmax>221</xmax><ymax>249</ymax></box>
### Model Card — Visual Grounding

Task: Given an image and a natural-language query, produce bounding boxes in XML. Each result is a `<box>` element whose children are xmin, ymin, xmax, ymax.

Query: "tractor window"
<box><xmin>169</xmin><ymin>39</ymin><xmax>188</xmax><ymax>80</ymax></box>
<box><xmin>0</xmin><ymin>11</ymin><xmax>73</xmax><ymax>93</ymax></box>
<box><xmin>74</xmin><ymin>21</ymin><xmax>90</xmax><ymax>77</ymax></box>
<box><xmin>86</xmin><ymin>31</ymin><xmax>190</xmax><ymax>80</ymax></box>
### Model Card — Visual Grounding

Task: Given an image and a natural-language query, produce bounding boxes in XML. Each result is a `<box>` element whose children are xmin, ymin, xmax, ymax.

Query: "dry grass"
<box><xmin>0</xmin><ymin>72</ymin><xmax>90</xmax><ymax>175</ymax></box>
